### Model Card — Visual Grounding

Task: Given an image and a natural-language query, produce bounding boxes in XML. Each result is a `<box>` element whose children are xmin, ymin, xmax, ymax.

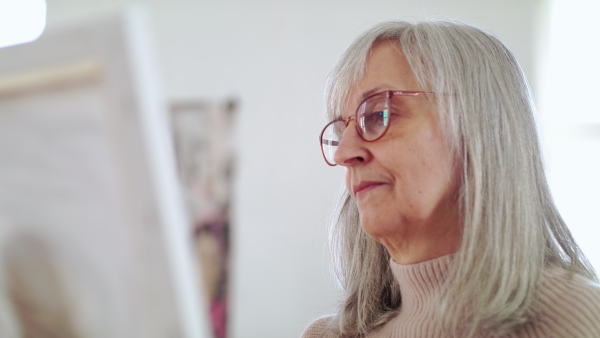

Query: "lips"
<box><xmin>353</xmin><ymin>181</ymin><xmax>385</xmax><ymax>198</ymax></box>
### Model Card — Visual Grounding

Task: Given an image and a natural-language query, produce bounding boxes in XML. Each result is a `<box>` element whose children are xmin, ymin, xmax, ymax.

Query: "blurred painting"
<box><xmin>171</xmin><ymin>99</ymin><xmax>237</xmax><ymax>338</ymax></box>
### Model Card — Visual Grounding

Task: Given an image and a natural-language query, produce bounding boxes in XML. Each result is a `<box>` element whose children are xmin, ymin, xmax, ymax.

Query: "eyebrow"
<box><xmin>359</xmin><ymin>86</ymin><xmax>389</xmax><ymax>102</ymax></box>
<box><xmin>333</xmin><ymin>85</ymin><xmax>394</xmax><ymax>121</ymax></box>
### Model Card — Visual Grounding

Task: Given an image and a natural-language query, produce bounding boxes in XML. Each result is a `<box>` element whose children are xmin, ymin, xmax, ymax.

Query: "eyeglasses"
<box><xmin>319</xmin><ymin>90</ymin><xmax>434</xmax><ymax>166</ymax></box>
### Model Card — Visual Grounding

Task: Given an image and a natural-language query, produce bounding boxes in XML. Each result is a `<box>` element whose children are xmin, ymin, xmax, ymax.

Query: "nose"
<box><xmin>332</xmin><ymin>120</ymin><xmax>371</xmax><ymax>166</ymax></box>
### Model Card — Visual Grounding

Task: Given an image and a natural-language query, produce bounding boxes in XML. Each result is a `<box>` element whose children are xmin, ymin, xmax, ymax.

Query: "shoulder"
<box><xmin>538</xmin><ymin>267</ymin><xmax>600</xmax><ymax>311</ymax></box>
<box><xmin>530</xmin><ymin>267</ymin><xmax>600</xmax><ymax>336</ymax></box>
<box><xmin>301</xmin><ymin>315</ymin><xmax>336</xmax><ymax>338</ymax></box>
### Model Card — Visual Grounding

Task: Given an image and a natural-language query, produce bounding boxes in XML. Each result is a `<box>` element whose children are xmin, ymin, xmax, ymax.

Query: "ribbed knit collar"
<box><xmin>389</xmin><ymin>254</ymin><xmax>453</xmax><ymax>310</ymax></box>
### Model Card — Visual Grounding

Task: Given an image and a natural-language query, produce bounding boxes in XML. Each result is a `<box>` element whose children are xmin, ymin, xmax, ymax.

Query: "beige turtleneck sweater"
<box><xmin>302</xmin><ymin>255</ymin><xmax>600</xmax><ymax>337</ymax></box>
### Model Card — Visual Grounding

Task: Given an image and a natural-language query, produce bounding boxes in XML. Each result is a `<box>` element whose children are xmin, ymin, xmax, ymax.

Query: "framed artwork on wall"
<box><xmin>171</xmin><ymin>99</ymin><xmax>237</xmax><ymax>338</ymax></box>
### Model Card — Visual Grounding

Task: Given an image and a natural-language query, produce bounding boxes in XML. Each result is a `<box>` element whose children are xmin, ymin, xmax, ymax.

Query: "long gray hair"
<box><xmin>326</xmin><ymin>19</ymin><xmax>597</xmax><ymax>337</ymax></box>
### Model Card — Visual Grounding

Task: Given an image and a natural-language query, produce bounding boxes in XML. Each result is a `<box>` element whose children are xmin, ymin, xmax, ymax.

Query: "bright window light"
<box><xmin>0</xmin><ymin>0</ymin><xmax>47</xmax><ymax>49</ymax></box>
<box><xmin>541</xmin><ymin>0</ymin><xmax>600</xmax><ymax>123</ymax></box>
<box><xmin>540</xmin><ymin>0</ymin><xmax>600</xmax><ymax>272</ymax></box>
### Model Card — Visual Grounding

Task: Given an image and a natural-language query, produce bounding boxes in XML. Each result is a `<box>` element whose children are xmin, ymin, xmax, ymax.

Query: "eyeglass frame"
<box><xmin>319</xmin><ymin>90</ymin><xmax>435</xmax><ymax>166</ymax></box>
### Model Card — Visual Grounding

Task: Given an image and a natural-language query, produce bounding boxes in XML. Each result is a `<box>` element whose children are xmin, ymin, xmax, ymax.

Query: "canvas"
<box><xmin>0</xmin><ymin>8</ymin><xmax>208</xmax><ymax>338</ymax></box>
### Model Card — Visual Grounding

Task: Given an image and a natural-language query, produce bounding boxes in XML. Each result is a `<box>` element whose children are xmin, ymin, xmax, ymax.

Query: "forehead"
<box><xmin>344</xmin><ymin>41</ymin><xmax>420</xmax><ymax>113</ymax></box>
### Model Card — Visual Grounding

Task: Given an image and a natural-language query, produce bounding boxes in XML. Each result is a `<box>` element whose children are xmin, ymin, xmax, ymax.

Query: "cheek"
<box><xmin>418</xmin><ymin>144</ymin><xmax>457</xmax><ymax>201</ymax></box>
<box><xmin>400</xmin><ymin>131</ymin><xmax>455</xmax><ymax>198</ymax></box>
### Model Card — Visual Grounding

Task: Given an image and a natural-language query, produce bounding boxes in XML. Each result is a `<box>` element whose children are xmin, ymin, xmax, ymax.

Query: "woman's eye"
<box><xmin>364</xmin><ymin>110</ymin><xmax>389</xmax><ymax>127</ymax></box>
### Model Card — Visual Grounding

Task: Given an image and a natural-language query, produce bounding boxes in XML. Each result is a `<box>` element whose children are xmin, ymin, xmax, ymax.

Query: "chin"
<box><xmin>359</xmin><ymin>216</ymin><xmax>400</xmax><ymax>240</ymax></box>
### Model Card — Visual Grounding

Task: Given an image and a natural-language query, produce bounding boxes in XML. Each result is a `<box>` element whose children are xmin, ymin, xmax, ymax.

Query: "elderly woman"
<box><xmin>304</xmin><ymin>19</ymin><xmax>600</xmax><ymax>337</ymax></box>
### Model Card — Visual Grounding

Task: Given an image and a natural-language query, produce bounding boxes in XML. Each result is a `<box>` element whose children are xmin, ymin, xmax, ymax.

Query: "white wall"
<box><xmin>46</xmin><ymin>1</ymin><xmax>542</xmax><ymax>337</ymax></box>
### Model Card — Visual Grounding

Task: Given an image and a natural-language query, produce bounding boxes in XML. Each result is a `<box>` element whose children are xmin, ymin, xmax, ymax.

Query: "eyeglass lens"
<box><xmin>320</xmin><ymin>93</ymin><xmax>390</xmax><ymax>166</ymax></box>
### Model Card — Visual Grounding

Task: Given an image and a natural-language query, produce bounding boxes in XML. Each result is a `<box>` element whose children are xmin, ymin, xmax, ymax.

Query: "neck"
<box><xmin>376</xmin><ymin>218</ymin><xmax>461</xmax><ymax>265</ymax></box>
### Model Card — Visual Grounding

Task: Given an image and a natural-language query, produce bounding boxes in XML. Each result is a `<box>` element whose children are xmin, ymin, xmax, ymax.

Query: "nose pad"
<box><xmin>344</xmin><ymin>115</ymin><xmax>356</xmax><ymax>127</ymax></box>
